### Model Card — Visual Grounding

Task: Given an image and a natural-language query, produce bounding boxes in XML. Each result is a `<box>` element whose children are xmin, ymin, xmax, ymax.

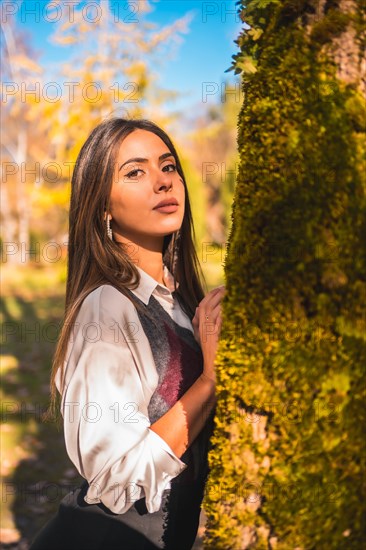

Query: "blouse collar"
<box><xmin>131</xmin><ymin>264</ymin><xmax>178</xmax><ymax>305</ymax></box>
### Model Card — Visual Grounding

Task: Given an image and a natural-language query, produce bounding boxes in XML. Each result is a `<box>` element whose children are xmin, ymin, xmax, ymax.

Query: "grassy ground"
<box><xmin>0</xmin><ymin>256</ymin><xmax>225</xmax><ymax>548</ymax></box>
<box><xmin>0</xmin><ymin>261</ymin><xmax>84</xmax><ymax>547</ymax></box>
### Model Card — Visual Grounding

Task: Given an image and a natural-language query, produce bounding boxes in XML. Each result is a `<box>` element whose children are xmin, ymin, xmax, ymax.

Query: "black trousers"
<box><xmin>29</xmin><ymin>480</ymin><xmax>204</xmax><ymax>550</ymax></box>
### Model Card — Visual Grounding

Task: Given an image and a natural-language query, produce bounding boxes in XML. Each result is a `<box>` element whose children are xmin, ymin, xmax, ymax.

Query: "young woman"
<box><xmin>29</xmin><ymin>118</ymin><xmax>225</xmax><ymax>550</ymax></box>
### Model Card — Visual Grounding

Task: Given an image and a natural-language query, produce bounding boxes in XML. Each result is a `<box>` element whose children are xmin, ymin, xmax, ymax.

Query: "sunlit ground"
<box><xmin>0</xmin><ymin>261</ymin><xmax>78</xmax><ymax>546</ymax></box>
<box><xmin>0</xmin><ymin>255</ymin><xmax>224</xmax><ymax>547</ymax></box>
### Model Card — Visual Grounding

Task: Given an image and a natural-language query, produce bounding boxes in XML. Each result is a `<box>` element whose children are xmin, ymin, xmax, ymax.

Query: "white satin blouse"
<box><xmin>55</xmin><ymin>265</ymin><xmax>195</xmax><ymax>515</ymax></box>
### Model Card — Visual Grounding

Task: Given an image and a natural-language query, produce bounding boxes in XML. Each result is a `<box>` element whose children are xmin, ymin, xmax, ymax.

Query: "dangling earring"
<box><xmin>172</xmin><ymin>230</ymin><xmax>180</xmax><ymax>269</ymax></box>
<box><xmin>106</xmin><ymin>215</ymin><xmax>113</xmax><ymax>240</ymax></box>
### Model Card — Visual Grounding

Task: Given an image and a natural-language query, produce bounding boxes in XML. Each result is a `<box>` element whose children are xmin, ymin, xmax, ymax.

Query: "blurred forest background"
<box><xmin>2</xmin><ymin>0</ymin><xmax>365</xmax><ymax>548</ymax></box>
<box><xmin>0</xmin><ymin>1</ymin><xmax>240</xmax><ymax>547</ymax></box>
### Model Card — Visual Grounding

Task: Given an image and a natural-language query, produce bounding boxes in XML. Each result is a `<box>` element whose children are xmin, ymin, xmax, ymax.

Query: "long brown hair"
<box><xmin>46</xmin><ymin>117</ymin><xmax>206</xmax><ymax>423</ymax></box>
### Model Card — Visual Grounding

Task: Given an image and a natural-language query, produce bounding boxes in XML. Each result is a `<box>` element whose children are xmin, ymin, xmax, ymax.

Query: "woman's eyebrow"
<box><xmin>119</xmin><ymin>152</ymin><xmax>174</xmax><ymax>171</ymax></box>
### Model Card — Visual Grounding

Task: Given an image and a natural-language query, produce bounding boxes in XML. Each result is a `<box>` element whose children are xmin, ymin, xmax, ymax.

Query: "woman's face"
<box><xmin>109</xmin><ymin>129</ymin><xmax>185</xmax><ymax>249</ymax></box>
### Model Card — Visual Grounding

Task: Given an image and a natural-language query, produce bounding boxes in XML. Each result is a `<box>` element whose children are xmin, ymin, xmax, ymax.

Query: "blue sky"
<box><xmin>10</xmin><ymin>0</ymin><xmax>242</xmax><ymax>113</ymax></box>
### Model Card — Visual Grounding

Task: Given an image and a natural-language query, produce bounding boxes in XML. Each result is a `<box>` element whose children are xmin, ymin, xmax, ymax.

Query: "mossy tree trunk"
<box><xmin>202</xmin><ymin>1</ymin><xmax>365</xmax><ymax>548</ymax></box>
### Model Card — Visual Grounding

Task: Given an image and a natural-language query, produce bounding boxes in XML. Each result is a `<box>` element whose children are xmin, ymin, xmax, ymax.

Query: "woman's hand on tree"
<box><xmin>192</xmin><ymin>285</ymin><xmax>226</xmax><ymax>383</ymax></box>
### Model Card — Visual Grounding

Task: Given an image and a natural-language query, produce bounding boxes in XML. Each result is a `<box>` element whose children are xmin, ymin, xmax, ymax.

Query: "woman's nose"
<box><xmin>154</xmin><ymin>169</ymin><xmax>173</xmax><ymax>191</ymax></box>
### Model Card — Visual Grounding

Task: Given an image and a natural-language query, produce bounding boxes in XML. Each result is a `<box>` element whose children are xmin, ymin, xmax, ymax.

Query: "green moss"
<box><xmin>205</xmin><ymin>0</ymin><xmax>366</xmax><ymax>548</ymax></box>
<box><xmin>310</xmin><ymin>9</ymin><xmax>350</xmax><ymax>45</ymax></box>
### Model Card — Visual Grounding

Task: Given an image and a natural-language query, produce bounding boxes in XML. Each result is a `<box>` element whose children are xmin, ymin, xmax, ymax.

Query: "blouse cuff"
<box><xmin>83</xmin><ymin>427</ymin><xmax>187</xmax><ymax>515</ymax></box>
<box><xmin>147</xmin><ymin>427</ymin><xmax>187</xmax><ymax>476</ymax></box>
<box><xmin>144</xmin><ymin>428</ymin><xmax>188</xmax><ymax>512</ymax></box>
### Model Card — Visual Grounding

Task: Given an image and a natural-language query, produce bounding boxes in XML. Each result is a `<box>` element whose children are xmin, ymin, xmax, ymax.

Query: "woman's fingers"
<box><xmin>199</xmin><ymin>304</ymin><xmax>222</xmax><ymax>339</ymax></box>
<box><xmin>215</xmin><ymin>310</ymin><xmax>222</xmax><ymax>332</ymax></box>
<box><xmin>199</xmin><ymin>286</ymin><xmax>225</xmax><ymax>308</ymax></box>
<box><xmin>193</xmin><ymin>287</ymin><xmax>225</xmax><ymax>345</ymax></box>
<box><xmin>209</xmin><ymin>288</ymin><xmax>226</xmax><ymax>309</ymax></box>
<box><xmin>199</xmin><ymin>287</ymin><xmax>225</xmax><ymax>313</ymax></box>
<box><xmin>200</xmin><ymin>288</ymin><xmax>225</xmax><ymax>320</ymax></box>
<box><xmin>203</xmin><ymin>302</ymin><xmax>221</xmax><ymax>325</ymax></box>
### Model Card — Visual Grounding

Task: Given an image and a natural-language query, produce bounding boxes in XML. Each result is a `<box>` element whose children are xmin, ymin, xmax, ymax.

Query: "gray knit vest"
<box><xmin>126</xmin><ymin>289</ymin><xmax>216</xmax><ymax>487</ymax></box>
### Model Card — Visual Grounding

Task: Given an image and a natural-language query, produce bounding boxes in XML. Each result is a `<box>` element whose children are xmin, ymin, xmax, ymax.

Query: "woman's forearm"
<box><xmin>148</xmin><ymin>372</ymin><xmax>217</xmax><ymax>459</ymax></box>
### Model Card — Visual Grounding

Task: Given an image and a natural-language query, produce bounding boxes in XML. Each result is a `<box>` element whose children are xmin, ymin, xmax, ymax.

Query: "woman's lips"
<box><xmin>153</xmin><ymin>205</ymin><xmax>179</xmax><ymax>213</ymax></box>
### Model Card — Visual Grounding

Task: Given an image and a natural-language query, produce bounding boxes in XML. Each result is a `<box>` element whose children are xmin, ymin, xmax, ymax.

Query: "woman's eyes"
<box><xmin>125</xmin><ymin>169</ymin><xmax>143</xmax><ymax>178</ymax></box>
<box><xmin>163</xmin><ymin>163</ymin><xmax>177</xmax><ymax>173</ymax></box>
<box><xmin>125</xmin><ymin>164</ymin><xmax>176</xmax><ymax>179</ymax></box>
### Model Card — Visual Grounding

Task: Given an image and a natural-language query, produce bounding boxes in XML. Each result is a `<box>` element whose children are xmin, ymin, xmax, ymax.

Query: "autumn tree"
<box><xmin>1</xmin><ymin>18</ymin><xmax>46</xmax><ymax>264</ymax></box>
<box><xmin>188</xmin><ymin>79</ymin><xmax>241</xmax><ymax>245</ymax></box>
<box><xmin>1</xmin><ymin>0</ymin><xmax>194</xmax><ymax>254</ymax></box>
